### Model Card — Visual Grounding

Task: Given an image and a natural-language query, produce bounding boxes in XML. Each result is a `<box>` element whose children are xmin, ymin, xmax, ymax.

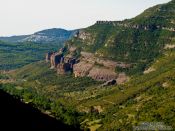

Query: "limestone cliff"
<box><xmin>50</xmin><ymin>53</ymin><xmax>63</xmax><ymax>69</ymax></box>
<box><xmin>46</xmin><ymin>47</ymin><xmax>129</xmax><ymax>83</ymax></box>
<box><xmin>43</xmin><ymin>0</ymin><xmax>175</xmax><ymax>83</ymax></box>
<box><xmin>46</xmin><ymin>52</ymin><xmax>53</xmax><ymax>63</ymax></box>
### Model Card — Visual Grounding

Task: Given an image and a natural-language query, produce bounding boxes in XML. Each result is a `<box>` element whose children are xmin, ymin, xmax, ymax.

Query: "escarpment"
<box><xmin>46</xmin><ymin>48</ymin><xmax>77</xmax><ymax>74</ymax></box>
<box><xmin>46</xmin><ymin>45</ymin><xmax>130</xmax><ymax>84</ymax></box>
<box><xmin>45</xmin><ymin>0</ymin><xmax>175</xmax><ymax>83</ymax></box>
<box><xmin>46</xmin><ymin>52</ymin><xmax>53</xmax><ymax>62</ymax></box>
<box><xmin>57</xmin><ymin>56</ymin><xmax>76</xmax><ymax>74</ymax></box>
<box><xmin>50</xmin><ymin>53</ymin><xmax>63</xmax><ymax>69</ymax></box>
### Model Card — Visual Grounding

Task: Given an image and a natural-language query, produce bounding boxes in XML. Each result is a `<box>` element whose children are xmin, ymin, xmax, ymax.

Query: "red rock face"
<box><xmin>73</xmin><ymin>62</ymin><xmax>94</xmax><ymax>77</ymax></box>
<box><xmin>46</xmin><ymin>52</ymin><xmax>53</xmax><ymax>63</ymax></box>
<box><xmin>88</xmin><ymin>67</ymin><xmax>117</xmax><ymax>81</ymax></box>
<box><xmin>57</xmin><ymin>63</ymin><xmax>72</xmax><ymax>74</ymax></box>
<box><xmin>116</xmin><ymin>73</ymin><xmax>129</xmax><ymax>84</ymax></box>
<box><xmin>73</xmin><ymin>60</ymin><xmax>118</xmax><ymax>81</ymax></box>
<box><xmin>57</xmin><ymin>56</ymin><xmax>76</xmax><ymax>74</ymax></box>
<box><xmin>50</xmin><ymin>53</ymin><xmax>63</xmax><ymax>69</ymax></box>
<box><xmin>46</xmin><ymin>49</ymin><xmax>129</xmax><ymax>84</ymax></box>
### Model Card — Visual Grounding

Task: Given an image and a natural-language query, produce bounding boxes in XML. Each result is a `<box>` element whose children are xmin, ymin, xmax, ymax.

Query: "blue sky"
<box><xmin>0</xmin><ymin>0</ymin><xmax>171</xmax><ymax>36</ymax></box>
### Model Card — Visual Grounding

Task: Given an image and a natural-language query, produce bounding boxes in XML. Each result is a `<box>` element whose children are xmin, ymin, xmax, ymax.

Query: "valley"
<box><xmin>0</xmin><ymin>28</ymin><xmax>77</xmax><ymax>70</ymax></box>
<box><xmin>1</xmin><ymin>49</ymin><xmax>175</xmax><ymax>130</ymax></box>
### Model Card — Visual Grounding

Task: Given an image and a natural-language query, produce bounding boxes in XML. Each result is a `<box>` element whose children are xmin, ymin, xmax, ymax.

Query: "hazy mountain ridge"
<box><xmin>0</xmin><ymin>28</ymin><xmax>78</xmax><ymax>70</ymax></box>
<box><xmin>0</xmin><ymin>35</ymin><xmax>29</xmax><ymax>43</ymax></box>
<box><xmin>0</xmin><ymin>28</ymin><xmax>78</xmax><ymax>43</ymax></box>
<box><xmin>20</xmin><ymin>28</ymin><xmax>77</xmax><ymax>43</ymax></box>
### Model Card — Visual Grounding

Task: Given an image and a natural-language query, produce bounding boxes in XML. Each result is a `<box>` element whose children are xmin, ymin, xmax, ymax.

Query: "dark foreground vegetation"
<box><xmin>0</xmin><ymin>89</ymin><xmax>80</xmax><ymax>130</ymax></box>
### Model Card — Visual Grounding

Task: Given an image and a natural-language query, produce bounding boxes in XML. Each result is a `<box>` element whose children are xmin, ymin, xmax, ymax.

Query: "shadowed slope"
<box><xmin>0</xmin><ymin>89</ymin><xmax>79</xmax><ymax>130</ymax></box>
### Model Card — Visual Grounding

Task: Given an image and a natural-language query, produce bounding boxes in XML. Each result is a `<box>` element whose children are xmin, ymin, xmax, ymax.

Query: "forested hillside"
<box><xmin>0</xmin><ymin>41</ymin><xmax>62</xmax><ymax>70</ymax></box>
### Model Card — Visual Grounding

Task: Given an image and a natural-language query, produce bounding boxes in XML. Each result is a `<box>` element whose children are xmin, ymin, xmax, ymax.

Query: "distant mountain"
<box><xmin>20</xmin><ymin>28</ymin><xmax>77</xmax><ymax>43</ymax></box>
<box><xmin>0</xmin><ymin>28</ymin><xmax>78</xmax><ymax>70</ymax></box>
<box><xmin>0</xmin><ymin>28</ymin><xmax>78</xmax><ymax>43</ymax></box>
<box><xmin>0</xmin><ymin>35</ymin><xmax>29</xmax><ymax>43</ymax></box>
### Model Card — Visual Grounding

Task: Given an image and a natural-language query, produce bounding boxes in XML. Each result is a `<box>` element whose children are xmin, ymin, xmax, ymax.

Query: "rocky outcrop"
<box><xmin>47</xmin><ymin>47</ymin><xmax>77</xmax><ymax>74</ymax></box>
<box><xmin>72</xmin><ymin>51</ymin><xmax>130</xmax><ymax>81</ymax></box>
<box><xmin>143</xmin><ymin>67</ymin><xmax>155</xmax><ymax>74</ymax></box>
<box><xmin>50</xmin><ymin>53</ymin><xmax>63</xmax><ymax>69</ymax></box>
<box><xmin>96</xmin><ymin>21</ymin><xmax>118</xmax><ymax>25</ymax></box>
<box><xmin>73</xmin><ymin>61</ymin><xmax>118</xmax><ymax>81</ymax></box>
<box><xmin>96</xmin><ymin>59</ymin><xmax>130</xmax><ymax>70</ymax></box>
<box><xmin>69</xmin><ymin>46</ymin><xmax>77</xmax><ymax>52</ymax></box>
<box><xmin>96</xmin><ymin>21</ymin><xmax>175</xmax><ymax>31</ymax></box>
<box><xmin>81</xmin><ymin>52</ymin><xmax>94</xmax><ymax>59</ymax></box>
<box><xmin>47</xmin><ymin>49</ymin><xmax>128</xmax><ymax>83</ymax></box>
<box><xmin>90</xmin><ymin>105</ymin><xmax>103</xmax><ymax>113</ymax></box>
<box><xmin>88</xmin><ymin>67</ymin><xmax>117</xmax><ymax>81</ymax></box>
<box><xmin>81</xmin><ymin>51</ymin><xmax>131</xmax><ymax>69</ymax></box>
<box><xmin>73</xmin><ymin>62</ymin><xmax>94</xmax><ymax>77</ymax></box>
<box><xmin>76</xmin><ymin>31</ymin><xmax>91</xmax><ymax>40</ymax></box>
<box><xmin>162</xmin><ymin>27</ymin><xmax>175</xmax><ymax>32</ymax></box>
<box><xmin>164</xmin><ymin>44</ymin><xmax>175</xmax><ymax>49</ymax></box>
<box><xmin>81</xmin><ymin>52</ymin><xmax>96</xmax><ymax>64</ymax></box>
<box><xmin>57</xmin><ymin>63</ymin><xmax>72</xmax><ymax>74</ymax></box>
<box><xmin>57</xmin><ymin>56</ymin><xmax>76</xmax><ymax>74</ymax></box>
<box><xmin>64</xmin><ymin>56</ymin><xmax>76</xmax><ymax>65</ymax></box>
<box><xmin>116</xmin><ymin>73</ymin><xmax>129</xmax><ymax>84</ymax></box>
<box><xmin>46</xmin><ymin>52</ymin><xmax>53</xmax><ymax>62</ymax></box>
<box><xmin>58</xmin><ymin>47</ymin><xmax>66</xmax><ymax>54</ymax></box>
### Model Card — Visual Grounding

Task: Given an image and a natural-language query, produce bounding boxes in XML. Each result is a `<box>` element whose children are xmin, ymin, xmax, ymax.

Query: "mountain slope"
<box><xmin>65</xmin><ymin>0</ymin><xmax>175</xmax><ymax>75</ymax></box>
<box><xmin>4</xmin><ymin>49</ymin><xmax>175</xmax><ymax>130</ymax></box>
<box><xmin>0</xmin><ymin>89</ymin><xmax>79</xmax><ymax>130</ymax></box>
<box><xmin>132</xmin><ymin>0</ymin><xmax>175</xmax><ymax>27</ymax></box>
<box><xmin>98</xmin><ymin>49</ymin><xmax>175</xmax><ymax>130</ymax></box>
